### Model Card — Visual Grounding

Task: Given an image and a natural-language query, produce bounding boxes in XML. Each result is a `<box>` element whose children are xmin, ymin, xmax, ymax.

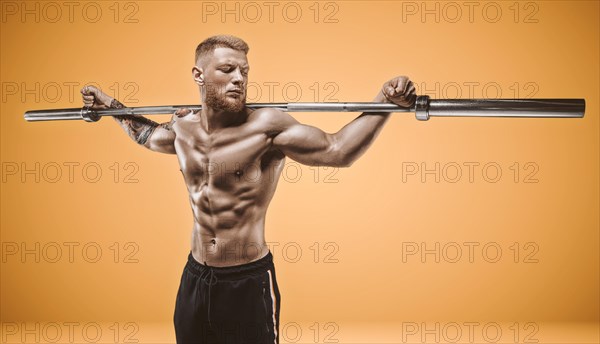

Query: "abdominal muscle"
<box><xmin>186</xmin><ymin>155</ymin><xmax>284</xmax><ymax>267</ymax></box>
<box><xmin>191</xmin><ymin>225</ymin><xmax>270</xmax><ymax>267</ymax></box>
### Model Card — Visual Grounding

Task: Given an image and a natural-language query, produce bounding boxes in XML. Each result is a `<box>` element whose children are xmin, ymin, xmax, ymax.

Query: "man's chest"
<box><xmin>173</xmin><ymin>118</ymin><xmax>276</xmax><ymax>180</ymax></box>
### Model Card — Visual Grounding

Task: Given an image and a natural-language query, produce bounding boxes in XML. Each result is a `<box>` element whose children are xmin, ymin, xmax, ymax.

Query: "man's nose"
<box><xmin>231</xmin><ymin>68</ymin><xmax>244</xmax><ymax>85</ymax></box>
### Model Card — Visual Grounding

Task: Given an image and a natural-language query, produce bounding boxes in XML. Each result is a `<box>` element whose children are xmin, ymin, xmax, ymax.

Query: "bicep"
<box><xmin>145</xmin><ymin>116</ymin><xmax>176</xmax><ymax>154</ymax></box>
<box><xmin>272</xmin><ymin>119</ymin><xmax>340</xmax><ymax>167</ymax></box>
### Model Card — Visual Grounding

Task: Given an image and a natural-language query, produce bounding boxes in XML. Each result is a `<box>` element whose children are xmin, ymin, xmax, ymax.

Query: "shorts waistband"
<box><xmin>185</xmin><ymin>251</ymin><xmax>273</xmax><ymax>279</ymax></box>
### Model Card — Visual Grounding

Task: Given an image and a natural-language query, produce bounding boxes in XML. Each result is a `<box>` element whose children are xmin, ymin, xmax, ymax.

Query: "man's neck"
<box><xmin>200</xmin><ymin>105</ymin><xmax>247</xmax><ymax>133</ymax></box>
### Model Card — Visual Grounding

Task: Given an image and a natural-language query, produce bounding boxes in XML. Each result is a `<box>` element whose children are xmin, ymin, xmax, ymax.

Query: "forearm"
<box><xmin>109</xmin><ymin>98</ymin><xmax>160</xmax><ymax>145</ymax></box>
<box><xmin>333</xmin><ymin>91</ymin><xmax>392</xmax><ymax>166</ymax></box>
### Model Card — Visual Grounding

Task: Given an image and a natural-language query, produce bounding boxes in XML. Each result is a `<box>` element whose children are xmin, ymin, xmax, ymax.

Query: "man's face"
<box><xmin>197</xmin><ymin>47</ymin><xmax>249</xmax><ymax>113</ymax></box>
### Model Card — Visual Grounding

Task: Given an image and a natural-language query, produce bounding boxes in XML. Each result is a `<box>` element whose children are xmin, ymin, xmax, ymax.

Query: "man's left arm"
<box><xmin>272</xmin><ymin>76</ymin><xmax>416</xmax><ymax>167</ymax></box>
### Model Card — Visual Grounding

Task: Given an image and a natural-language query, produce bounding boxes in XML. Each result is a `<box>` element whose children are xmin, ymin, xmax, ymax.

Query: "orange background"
<box><xmin>1</xmin><ymin>0</ymin><xmax>598</xmax><ymax>342</ymax></box>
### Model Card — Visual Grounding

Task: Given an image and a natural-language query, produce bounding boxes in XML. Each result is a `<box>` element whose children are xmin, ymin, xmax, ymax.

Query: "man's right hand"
<box><xmin>80</xmin><ymin>85</ymin><xmax>113</xmax><ymax>109</ymax></box>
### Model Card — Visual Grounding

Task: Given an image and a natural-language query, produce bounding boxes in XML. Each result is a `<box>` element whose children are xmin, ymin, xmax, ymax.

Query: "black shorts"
<box><xmin>174</xmin><ymin>251</ymin><xmax>281</xmax><ymax>344</ymax></box>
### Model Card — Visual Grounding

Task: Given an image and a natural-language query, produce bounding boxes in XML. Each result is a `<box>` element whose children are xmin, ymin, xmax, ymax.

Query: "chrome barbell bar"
<box><xmin>23</xmin><ymin>96</ymin><xmax>585</xmax><ymax>122</ymax></box>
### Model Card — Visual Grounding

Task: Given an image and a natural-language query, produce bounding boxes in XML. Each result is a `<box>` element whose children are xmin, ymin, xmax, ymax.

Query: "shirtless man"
<box><xmin>81</xmin><ymin>35</ymin><xmax>416</xmax><ymax>344</ymax></box>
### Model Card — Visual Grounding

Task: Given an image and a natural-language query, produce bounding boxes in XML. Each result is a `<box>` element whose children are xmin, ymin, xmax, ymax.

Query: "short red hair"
<box><xmin>195</xmin><ymin>35</ymin><xmax>249</xmax><ymax>64</ymax></box>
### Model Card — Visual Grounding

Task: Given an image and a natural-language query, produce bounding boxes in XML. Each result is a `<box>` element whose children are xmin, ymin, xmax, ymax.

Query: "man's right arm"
<box><xmin>81</xmin><ymin>86</ymin><xmax>176</xmax><ymax>154</ymax></box>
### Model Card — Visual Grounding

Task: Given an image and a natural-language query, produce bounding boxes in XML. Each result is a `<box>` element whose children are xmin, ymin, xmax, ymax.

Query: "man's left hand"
<box><xmin>382</xmin><ymin>76</ymin><xmax>417</xmax><ymax>107</ymax></box>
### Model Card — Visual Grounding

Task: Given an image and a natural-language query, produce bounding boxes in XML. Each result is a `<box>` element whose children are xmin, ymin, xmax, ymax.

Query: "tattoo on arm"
<box><xmin>110</xmin><ymin>98</ymin><xmax>164</xmax><ymax>145</ymax></box>
<box><xmin>110</xmin><ymin>99</ymin><xmax>125</xmax><ymax>109</ymax></box>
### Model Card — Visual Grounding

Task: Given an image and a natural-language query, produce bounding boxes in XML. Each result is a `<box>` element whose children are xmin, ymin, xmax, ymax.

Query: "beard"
<box><xmin>204</xmin><ymin>84</ymin><xmax>246</xmax><ymax>113</ymax></box>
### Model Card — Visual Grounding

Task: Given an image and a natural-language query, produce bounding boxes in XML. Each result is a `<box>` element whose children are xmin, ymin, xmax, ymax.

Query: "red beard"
<box><xmin>205</xmin><ymin>84</ymin><xmax>246</xmax><ymax>113</ymax></box>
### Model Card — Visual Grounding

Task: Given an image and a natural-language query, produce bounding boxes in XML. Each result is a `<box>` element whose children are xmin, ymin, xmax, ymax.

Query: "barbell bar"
<box><xmin>23</xmin><ymin>95</ymin><xmax>585</xmax><ymax>122</ymax></box>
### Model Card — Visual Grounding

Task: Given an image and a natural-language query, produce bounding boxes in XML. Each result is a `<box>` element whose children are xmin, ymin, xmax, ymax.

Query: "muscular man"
<box><xmin>81</xmin><ymin>35</ymin><xmax>416</xmax><ymax>344</ymax></box>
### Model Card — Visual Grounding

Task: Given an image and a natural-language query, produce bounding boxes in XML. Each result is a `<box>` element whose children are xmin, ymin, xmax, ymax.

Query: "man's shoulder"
<box><xmin>171</xmin><ymin>109</ymin><xmax>198</xmax><ymax>122</ymax></box>
<box><xmin>247</xmin><ymin>107</ymin><xmax>295</xmax><ymax>130</ymax></box>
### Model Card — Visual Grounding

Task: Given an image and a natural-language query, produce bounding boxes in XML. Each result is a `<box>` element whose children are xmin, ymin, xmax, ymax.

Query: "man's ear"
<box><xmin>192</xmin><ymin>66</ymin><xmax>204</xmax><ymax>86</ymax></box>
